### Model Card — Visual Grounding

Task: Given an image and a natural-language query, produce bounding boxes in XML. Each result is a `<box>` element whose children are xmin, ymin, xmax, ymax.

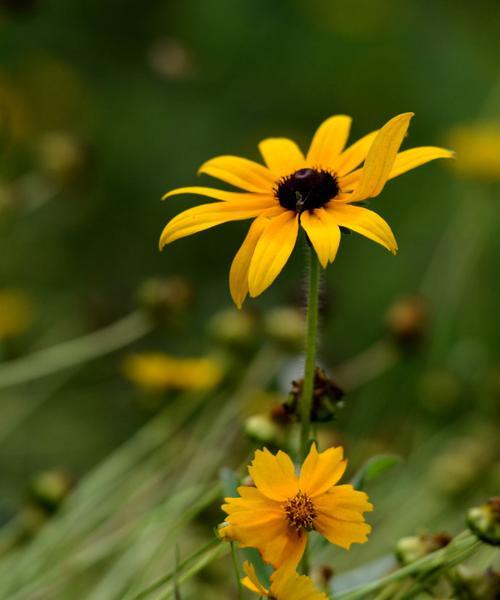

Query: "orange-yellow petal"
<box><xmin>326</xmin><ymin>202</ymin><xmax>398</xmax><ymax>254</ymax></box>
<box><xmin>248</xmin><ymin>211</ymin><xmax>299</xmax><ymax>297</ymax></box>
<box><xmin>198</xmin><ymin>155</ymin><xmax>275</xmax><ymax>193</ymax></box>
<box><xmin>248</xmin><ymin>448</ymin><xmax>299</xmax><ymax>502</ymax></box>
<box><xmin>300</xmin><ymin>210</ymin><xmax>336</xmax><ymax>269</ymax></box>
<box><xmin>258</xmin><ymin>138</ymin><xmax>305</xmax><ymax>177</ymax></box>
<box><xmin>299</xmin><ymin>443</ymin><xmax>346</xmax><ymax>498</ymax></box>
<box><xmin>334</xmin><ymin>130</ymin><xmax>379</xmax><ymax>176</ymax></box>
<box><xmin>271</xmin><ymin>566</ymin><xmax>328</xmax><ymax>600</ymax></box>
<box><xmin>313</xmin><ymin>485</ymin><xmax>373</xmax><ymax>549</ymax></box>
<box><xmin>159</xmin><ymin>197</ymin><xmax>276</xmax><ymax>248</ymax></box>
<box><xmin>261</xmin><ymin>526</ymin><xmax>307</xmax><ymax>568</ymax></box>
<box><xmin>350</xmin><ymin>112</ymin><xmax>414</xmax><ymax>202</ymax></box>
<box><xmin>230</xmin><ymin>208</ymin><xmax>285</xmax><ymax>308</ymax></box>
<box><xmin>242</xmin><ymin>562</ymin><xmax>269</xmax><ymax>596</ymax></box>
<box><xmin>388</xmin><ymin>146</ymin><xmax>455</xmax><ymax>180</ymax></box>
<box><xmin>162</xmin><ymin>186</ymin><xmax>269</xmax><ymax>203</ymax></box>
<box><xmin>307</xmin><ymin>115</ymin><xmax>352</xmax><ymax>167</ymax></box>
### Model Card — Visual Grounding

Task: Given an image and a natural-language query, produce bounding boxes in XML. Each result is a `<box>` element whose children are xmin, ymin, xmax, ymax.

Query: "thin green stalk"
<box><xmin>300</xmin><ymin>248</ymin><xmax>321</xmax><ymax>461</ymax></box>
<box><xmin>0</xmin><ymin>310</ymin><xmax>152</xmax><ymax>389</ymax></box>
<box><xmin>230</xmin><ymin>542</ymin><xmax>243</xmax><ymax>600</ymax></box>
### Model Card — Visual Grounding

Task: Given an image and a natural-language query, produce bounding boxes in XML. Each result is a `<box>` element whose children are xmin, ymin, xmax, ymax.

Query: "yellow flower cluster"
<box><xmin>122</xmin><ymin>352</ymin><xmax>223</xmax><ymax>393</ymax></box>
<box><xmin>220</xmin><ymin>444</ymin><xmax>373</xmax><ymax>596</ymax></box>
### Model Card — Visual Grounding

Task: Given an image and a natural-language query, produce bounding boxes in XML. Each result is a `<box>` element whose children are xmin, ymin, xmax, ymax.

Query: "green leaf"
<box><xmin>350</xmin><ymin>454</ymin><xmax>402</xmax><ymax>490</ymax></box>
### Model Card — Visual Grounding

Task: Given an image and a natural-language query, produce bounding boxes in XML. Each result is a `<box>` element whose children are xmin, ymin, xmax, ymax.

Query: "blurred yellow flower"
<box><xmin>242</xmin><ymin>561</ymin><xmax>327</xmax><ymax>600</ymax></box>
<box><xmin>447</xmin><ymin>122</ymin><xmax>500</xmax><ymax>181</ymax></box>
<box><xmin>122</xmin><ymin>352</ymin><xmax>223</xmax><ymax>393</ymax></box>
<box><xmin>221</xmin><ymin>443</ymin><xmax>372</xmax><ymax>568</ymax></box>
<box><xmin>0</xmin><ymin>289</ymin><xmax>34</xmax><ymax>340</ymax></box>
<box><xmin>160</xmin><ymin>113</ymin><xmax>453</xmax><ymax>307</ymax></box>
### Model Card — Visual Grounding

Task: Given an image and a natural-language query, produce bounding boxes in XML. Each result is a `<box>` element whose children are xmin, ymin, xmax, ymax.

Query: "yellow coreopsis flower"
<box><xmin>242</xmin><ymin>561</ymin><xmax>327</xmax><ymax>600</ymax></box>
<box><xmin>160</xmin><ymin>113</ymin><xmax>453</xmax><ymax>307</ymax></box>
<box><xmin>446</xmin><ymin>121</ymin><xmax>500</xmax><ymax>181</ymax></box>
<box><xmin>122</xmin><ymin>352</ymin><xmax>223</xmax><ymax>393</ymax></box>
<box><xmin>221</xmin><ymin>444</ymin><xmax>373</xmax><ymax>568</ymax></box>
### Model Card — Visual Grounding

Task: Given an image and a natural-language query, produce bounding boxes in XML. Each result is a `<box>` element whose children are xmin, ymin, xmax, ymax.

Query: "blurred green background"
<box><xmin>0</xmin><ymin>0</ymin><xmax>499</xmax><ymax>596</ymax></box>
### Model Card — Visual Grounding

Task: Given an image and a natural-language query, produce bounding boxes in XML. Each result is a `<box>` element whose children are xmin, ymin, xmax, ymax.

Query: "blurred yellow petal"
<box><xmin>248</xmin><ymin>211</ymin><xmax>299</xmax><ymax>297</ymax></box>
<box><xmin>198</xmin><ymin>155</ymin><xmax>275</xmax><ymax>192</ymax></box>
<box><xmin>230</xmin><ymin>208</ymin><xmax>285</xmax><ymax>308</ymax></box>
<box><xmin>300</xmin><ymin>210</ymin><xmax>334</xmax><ymax>268</ymax></box>
<box><xmin>159</xmin><ymin>198</ymin><xmax>276</xmax><ymax>248</ymax></box>
<box><xmin>162</xmin><ymin>186</ymin><xmax>270</xmax><ymax>202</ymax></box>
<box><xmin>327</xmin><ymin>202</ymin><xmax>398</xmax><ymax>254</ymax></box>
<box><xmin>258</xmin><ymin>138</ymin><xmax>305</xmax><ymax>177</ymax></box>
<box><xmin>334</xmin><ymin>130</ymin><xmax>378</xmax><ymax>175</ymax></box>
<box><xmin>299</xmin><ymin>443</ymin><xmax>346</xmax><ymax>498</ymax></box>
<box><xmin>307</xmin><ymin>115</ymin><xmax>352</xmax><ymax>167</ymax></box>
<box><xmin>350</xmin><ymin>112</ymin><xmax>414</xmax><ymax>201</ymax></box>
<box><xmin>242</xmin><ymin>562</ymin><xmax>269</xmax><ymax>596</ymax></box>
<box><xmin>248</xmin><ymin>448</ymin><xmax>299</xmax><ymax>501</ymax></box>
<box><xmin>388</xmin><ymin>146</ymin><xmax>455</xmax><ymax>180</ymax></box>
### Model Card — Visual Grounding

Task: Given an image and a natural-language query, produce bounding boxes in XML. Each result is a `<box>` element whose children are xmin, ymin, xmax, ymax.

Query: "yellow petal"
<box><xmin>248</xmin><ymin>211</ymin><xmax>299</xmax><ymax>297</ymax></box>
<box><xmin>159</xmin><ymin>198</ymin><xmax>276</xmax><ymax>248</ymax></box>
<box><xmin>162</xmin><ymin>185</ymin><xmax>271</xmax><ymax>202</ymax></box>
<box><xmin>388</xmin><ymin>146</ymin><xmax>455</xmax><ymax>180</ymax></box>
<box><xmin>198</xmin><ymin>155</ymin><xmax>276</xmax><ymax>193</ymax></box>
<box><xmin>315</xmin><ymin>209</ymin><xmax>341</xmax><ymax>262</ymax></box>
<box><xmin>248</xmin><ymin>448</ymin><xmax>299</xmax><ymax>501</ymax></box>
<box><xmin>299</xmin><ymin>443</ymin><xmax>346</xmax><ymax>498</ymax></box>
<box><xmin>307</xmin><ymin>115</ymin><xmax>352</xmax><ymax>167</ymax></box>
<box><xmin>327</xmin><ymin>203</ymin><xmax>398</xmax><ymax>254</ymax></box>
<box><xmin>300</xmin><ymin>210</ymin><xmax>338</xmax><ymax>268</ymax></box>
<box><xmin>313</xmin><ymin>486</ymin><xmax>373</xmax><ymax>549</ymax></box>
<box><xmin>258</xmin><ymin>138</ymin><xmax>305</xmax><ymax>177</ymax></box>
<box><xmin>260</xmin><ymin>527</ymin><xmax>307</xmax><ymax>568</ymax></box>
<box><xmin>242</xmin><ymin>562</ymin><xmax>269</xmax><ymax>596</ymax></box>
<box><xmin>230</xmin><ymin>209</ymin><xmax>284</xmax><ymax>308</ymax></box>
<box><xmin>350</xmin><ymin>112</ymin><xmax>414</xmax><ymax>201</ymax></box>
<box><xmin>334</xmin><ymin>130</ymin><xmax>379</xmax><ymax>175</ymax></box>
<box><xmin>271</xmin><ymin>567</ymin><xmax>328</xmax><ymax>600</ymax></box>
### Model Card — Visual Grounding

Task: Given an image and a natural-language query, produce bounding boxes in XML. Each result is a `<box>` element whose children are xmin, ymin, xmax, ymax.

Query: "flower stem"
<box><xmin>230</xmin><ymin>542</ymin><xmax>243</xmax><ymax>600</ymax></box>
<box><xmin>300</xmin><ymin>248</ymin><xmax>321</xmax><ymax>461</ymax></box>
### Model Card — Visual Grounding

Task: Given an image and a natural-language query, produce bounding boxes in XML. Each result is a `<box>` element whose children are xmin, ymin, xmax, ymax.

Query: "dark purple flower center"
<box><xmin>275</xmin><ymin>168</ymin><xmax>340</xmax><ymax>213</ymax></box>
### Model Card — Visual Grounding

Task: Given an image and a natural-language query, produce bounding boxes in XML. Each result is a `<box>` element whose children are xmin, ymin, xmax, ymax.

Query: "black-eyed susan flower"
<box><xmin>122</xmin><ymin>352</ymin><xmax>223</xmax><ymax>393</ymax></box>
<box><xmin>160</xmin><ymin>113</ymin><xmax>453</xmax><ymax>307</ymax></box>
<box><xmin>241</xmin><ymin>561</ymin><xmax>327</xmax><ymax>600</ymax></box>
<box><xmin>221</xmin><ymin>443</ymin><xmax>372</xmax><ymax>568</ymax></box>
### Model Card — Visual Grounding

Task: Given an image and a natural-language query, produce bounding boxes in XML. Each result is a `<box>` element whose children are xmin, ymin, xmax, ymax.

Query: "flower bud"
<box><xmin>396</xmin><ymin>532</ymin><xmax>451</xmax><ymax>565</ymax></box>
<box><xmin>244</xmin><ymin>414</ymin><xmax>283</xmax><ymax>446</ymax></box>
<box><xmin>453</xmin><ymin>565</ymin><xmax>500</xmax><ymax>599</ymax></box>
<box><xmin>27</xmin><ymin>468</ymin><xmax>75</xmax><ymax>516</ymax></box>
<box><xmin>286</xmin><ymin>367</ymin><xmax>345</xmax><ymax>423</ymax></box>
<box><xmin>207</xmin><ymin>307</ymin><xmax>258</xmax><ymax>348</ymax></box>
<box><xmin>36</xmin><ymin>131</ymin><xmax>88</xmax><ymax>187</ymax></box>
<box><xmin>264</xmin><ymin>306</ymin><xmax>304</xmax><ymax>351</ymax></box>
<box><xmin>137</xmin><ymin>276</ymin><xmax>194</xmax><ymax>323</ymax></box>
<box><xmin>467</xmin><ymin>498</ymin><xmax>500</xmax><ymax>546</ymax></box>
<box><xmin>385</xmin><ymin>295</ymin><xmax>428</xmax><ymax>350</ymax></box>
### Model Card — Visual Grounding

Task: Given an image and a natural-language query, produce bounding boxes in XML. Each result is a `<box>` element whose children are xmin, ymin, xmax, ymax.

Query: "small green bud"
<box><xmin>396</xmin><ymin>532</ymin><xmax>451</xmax><ymax>565</ymax></box>
<box><xmin>137</xmin><ymin>276</ymin><xmax>194</xmax><ymax>322</ymax></box>
<box><xmin>264</xmin><ymin>306</ymin><xmax>305</xmax><ymax>350</ymax></box>
<box><xmin>207</xmin><ymin>307</ymin><xmax>257</xmax><ymax>348</ymax></box>
<box><xmin>244</xmin><ymin>414</ymin><xmax>282</xmax><ymax>446</ymax></box>
<box><xmin>467</xmin><ymin>498</ymin><xmax>500</xmax><ymax>546</ymax></box>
